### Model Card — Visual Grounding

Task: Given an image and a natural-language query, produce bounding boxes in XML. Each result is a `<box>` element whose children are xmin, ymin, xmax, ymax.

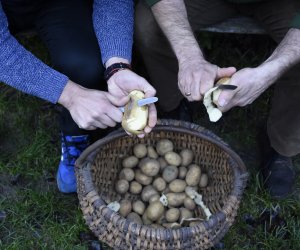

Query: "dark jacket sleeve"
<box><xmin>291</xmin><ymin>13</ymin><xmax>300</xmax><ymax>29</ymax></box>
<box><xmin>145</xmin><ymin>0</ymin><xmax>161</xmax><ymax>7</ymax></box>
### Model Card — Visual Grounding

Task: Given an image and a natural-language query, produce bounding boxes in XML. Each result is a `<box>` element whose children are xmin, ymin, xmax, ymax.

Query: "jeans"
<box><xmin>2</xmin><ymin>0</ymin><xmax>106</xmax><ymax>136</ymax></box>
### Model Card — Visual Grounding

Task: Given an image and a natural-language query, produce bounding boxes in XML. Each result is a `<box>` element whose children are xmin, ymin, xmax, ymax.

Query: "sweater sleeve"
<box><xmin>92</xmin><ymin>0</ymin><xmax>134</xmax><ymax>64</ymax></box>
<box><xmin>0</xmin><ymin>4</ymin><xmax>69</xmax><ymax>103</ymax></box>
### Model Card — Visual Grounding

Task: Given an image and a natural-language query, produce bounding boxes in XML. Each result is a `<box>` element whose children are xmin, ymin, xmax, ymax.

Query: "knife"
<box><xmin>119</xmin><ymin>97</ymin><xmax>158</xmax><ymax>112</ymax></box>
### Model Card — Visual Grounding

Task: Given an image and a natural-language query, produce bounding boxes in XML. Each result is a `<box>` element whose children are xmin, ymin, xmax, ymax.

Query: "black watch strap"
<box><xmin>104</xmin><ymin>62</ymin><xmax>132</xmax><ymax>81</ymax></box>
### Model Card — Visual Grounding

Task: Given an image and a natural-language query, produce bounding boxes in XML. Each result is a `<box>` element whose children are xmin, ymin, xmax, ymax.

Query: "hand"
<box><xmin>107</xmin><ymin>69</ymin><xmax>157</xmax><ymax>136</ymax></box>
<box><xmin>216</xmin><ymin>66</ymin><xmax>275</xmax><ymax>112</ymax></box>
<box><xmin>178</xmin><ymin>57</ymin><xmax>236</xmax><ymax>102</ymax></box>
<box><xmin>58</xmin><ymin>80</ymin><xmax>128</xmax><ymax>130</ymax></box>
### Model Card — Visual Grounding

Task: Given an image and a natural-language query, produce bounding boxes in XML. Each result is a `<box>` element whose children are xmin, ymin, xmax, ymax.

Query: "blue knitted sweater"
<box><xmin>0</xmin><ymin>0</ymin><xmax>133</xmax><ymax>103</ymax></box>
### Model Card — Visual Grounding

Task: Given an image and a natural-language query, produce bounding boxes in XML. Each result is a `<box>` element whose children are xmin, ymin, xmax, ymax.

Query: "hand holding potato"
<box><xmin>216</xmin><ymin>66</ymin><xmax>275</xmax><ymax>112</ymax></box>
<box><xmin>107</xmin><ymin>70</ymin><xmax>157</xmax><ymax>135</ymax></box>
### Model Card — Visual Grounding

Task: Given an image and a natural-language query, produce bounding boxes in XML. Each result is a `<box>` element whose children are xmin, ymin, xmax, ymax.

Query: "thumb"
<box><xmin>106</xmin><ymin>92</ymin><xmax>129</xmax><ymax>107</ymax></box>
<box><xmin>217</xmin><ymin>67</ymin><xmax>236</xmax><ymax>79</ymax></box>
<box><xmin>217</xmin><ymin>88</ymin><xmax>236</xmax><ymax>108</ymax></box>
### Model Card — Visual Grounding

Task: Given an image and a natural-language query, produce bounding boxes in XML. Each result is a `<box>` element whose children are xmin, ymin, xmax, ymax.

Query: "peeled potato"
<box><xmin>122</xmin><ymin>90</ymin><xmax>148</xmax><ymax>134</ymax></box>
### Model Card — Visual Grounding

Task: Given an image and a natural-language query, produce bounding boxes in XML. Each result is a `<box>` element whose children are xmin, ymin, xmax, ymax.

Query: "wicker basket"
<box><xmin>75</xmin><ymin>120</ymin><xmax>248</xmax><ymax>250</ymax></box>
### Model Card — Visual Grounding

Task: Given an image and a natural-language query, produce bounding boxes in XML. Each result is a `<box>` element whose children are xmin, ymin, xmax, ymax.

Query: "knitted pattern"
<box><xmin>0</xmin><ymin>0</ymin><xmax>133</xmax><ymax>103</ymax></box>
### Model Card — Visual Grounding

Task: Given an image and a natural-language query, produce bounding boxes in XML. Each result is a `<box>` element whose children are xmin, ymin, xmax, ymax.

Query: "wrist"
<box><xmin>178</xmin><ymin>50</ymin><xmax>205</xmax><ymax>65</ymax></box>
<box><xmin>104</xmin><ymin>62</ymin><xmax>132</xmax><ymax>82</ymax></box>
<box><xmin>58</xmin><ymin>80</ymin><xmax>81</xmax><ymax>109</ymax></box>
<box><xmin>105</xmin><ymin>57</ymin><xmax>130</xmax><ymax>68</ymax></box>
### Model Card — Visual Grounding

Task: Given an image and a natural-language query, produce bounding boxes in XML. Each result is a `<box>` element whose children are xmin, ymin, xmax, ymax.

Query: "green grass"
<box><xmin>1</xmin><ymin>33</ymin><xmax>300</xmax><ymax>249</ymax></box>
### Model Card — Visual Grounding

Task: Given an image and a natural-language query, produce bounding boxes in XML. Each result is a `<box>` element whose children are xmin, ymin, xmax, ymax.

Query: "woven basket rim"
<box><xmin>75</xmin><ymin>119</ymin><xmax>248</xmax><ymax>246</ymax></box>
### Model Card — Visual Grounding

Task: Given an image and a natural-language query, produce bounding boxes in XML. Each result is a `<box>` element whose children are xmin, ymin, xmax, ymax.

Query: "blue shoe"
<box><xmin>57</xmin><ymin>134</ymin><xmax>89</xmax><ymax>193</ymax></box>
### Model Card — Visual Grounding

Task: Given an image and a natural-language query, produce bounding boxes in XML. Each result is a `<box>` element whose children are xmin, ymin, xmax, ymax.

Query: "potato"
<box><xmin>180</xmin><ymin>208</ymin><xmax>194</xmax><ymax>222</ymax></box>
<box><xmin>162</xmin><ymin>166</ymin><xmax>178</xmax><ymax>183</ymax></box>
<box><xmin>162</xmin><ymin>223</ymin><xmax>181</xmax><ymax>229</ymax></box>
<box><xmin>149</xmin><ymin>194</ymin><xmax>160</xmax><ymax>203</ymax></box>
<box><xmin>135</xmin><ymin>170</ymin><xmax>153</xmax><ymax>185</ymax></box>
<box><xmin>166</xmin><ymin>193</ymin><xmax>186</xmax><ymax>207</ymax></box>
<box><xmin>184</xmin><ymin>197</ymin><xmax>196</xmax><ymax>210</ymax></box>
<box><xmin>153</xmin><ymin>177</ymin><xmax>167</xmax><ymax>192</ymax></box>
<box><xmin>121</xmin><ymin>90</ymin><xmax>148</xmax><ymax>134</ymax></box>
<box><xmin>156</xmin><ymin>139</ymin><xmax>174</xmax><ymax>156</ymax></box>
<box><xmin>139</xmin><ymin>158</ymin><xmax>160</xmax><ymax>177</ymax></box>
<box><xmin>189</xmin><ymin>221</ymin><xmax>201</xmax><ymax>227</ymax></box>
<box><xmin>133</xmin><ymin>143</ymin><xmax>147</xmax><ymax>158</ymax></box>
<box><xmin>185</xmin><ymin>164</ymin><xmax>201</xmax><ymax>186</ymax></box>
<box><xmin>169</xmin><ymin>179</ymin><xmax>187</xmax><ymax>193</ymax></box>
<box><xmin>199</xmin><ymin>173</ymin><xmax>208</xmax><ymax>188</ymax></box>
<box><xmin>147</xmin><ymin>146</ymin><xmax>158</xmax><ymax>159</ymax></box>
<box><xmin>122</xmin><ymin>156</ymin><xmax>139</xmax><ymax>168</ymax></box>
<box><xmin>127</xmin><ymin>212</ymin><xmax>142</xmax><ymax>224</ymax></box>
<box><xmin>178</xmin><ymin>166</ymin><xmax>187</xmax><ymax>179</ymax></box>
<box><xmin>151</xmin><ymin>224</ymin><xmax>164</xmax><ymax>229</ymax></box>
<box><xmin>132</xmin><ymin>200</ymin><xmax>145</xmax><ymax>215</ymax></box>
<box><xmin>158</xmin><ymin>157</ymin><xmax>168</xmax><ymax>172</ymax></box>
<box><xmin>164</xmin><ymin>152</ymin><xmax>182</xmax><ymax>167</ymax></box>
<box><xmin>115</xmin><ymin>179</ymin><xmax>129</xmax><ymax>194</ymax></box>
<box><xmin>165</xmin><ymin>208</ymin><xmax>180</xmax><ymax>223</ymax></box>
<box><xmin>146</xmin><ymin>201</ymin><xmax>164</xmax><ymax>221</ymax></box>
<box><xmin>141</xmin><ymin>185</ymin><xmax>158</xmax><ymax>202</ymax></box>
<box><xmin>119</xmin><ymin>168</ymin><xmax>135</xmax><ymax>182</ymax></box>
<box><xmin>142</xmin><ymin>213</ymin><xmax>152</xmax><ymax>225</ymax></box>
<box><xmin>157</xmin><ymin>214</ymin><xmax>167</xmax><ymax>225</ymax></box>
<box><xmin>129</xmin><ymin>181</ymin><xmax>142</xmax><ymax>194</ymax></box>
<box><xmin>180</xmin><ymin>149</ymin><xmax>194</xmax><ymax>167</ymax></box>
<box><xmin>119</xmin><ymin>200</ymin><xmax>132</xmax><ymax>217</ymax></box>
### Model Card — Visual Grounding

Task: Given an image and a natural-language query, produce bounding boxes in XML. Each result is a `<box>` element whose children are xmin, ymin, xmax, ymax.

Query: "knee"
<box><xmin>135</xmin><ymin>1</ymin><xmax>162</xmax><ymax>49</ymax></box>
<box><xmin>53</xmin><ymin>50</ymin><xmax>105</xmax><ymax>90</ymax></box>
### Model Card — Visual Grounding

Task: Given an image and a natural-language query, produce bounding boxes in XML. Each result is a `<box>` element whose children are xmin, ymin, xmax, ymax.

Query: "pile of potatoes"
<box><xmin>114</xmin><ymin>139</ymin><xmax>209</xmax><ymax>229</ymax></box>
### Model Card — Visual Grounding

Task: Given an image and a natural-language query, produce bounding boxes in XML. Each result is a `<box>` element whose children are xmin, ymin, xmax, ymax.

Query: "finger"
<box><xmin>217</xmin><ymin>88</ymin><xmax>237</xmax><ymax>108</ymax></box>
<box><xmin>107</xmin><ymin>106</ymin><xmax>124</xmax><ymax>123</ymax></box>
<box><xmin>101</xmin><ymin>114</ymin><xmax>117</xmax><ymax>127</ymax></box>
<box><xmin>139</xmin><ymin>78</ymin><xmax>156</xmax><ymax>98</ymax></box>
<box><xmin>148</xmin><ymin>103</ymin><xmax>157</xmax><ymax>128</ymax></box>
<box><xmin>81</xmin><ymin>124</ymin><xmax>103</xmax><ymax>130</ymax></box>
<box><xmin>218</xmin><ymin>100</ymin><xmax>235</xmax><ymax>112</ymax></box>
<box><xmin>191</xmin><ymin>76</ymin><xmax>202</xmax><ymax>101</ymax></box>
<box><xmin>200</xmin><ymin>74</ymin><xmax>214</xmax><ymax>97</ymax></box>
<box><xmin>137</xmin><ymin>133</ymin><xmax>146</xmax><ymax>138</ymax></box>
<box><xmin>106</xmin><ymin>92</ymin><xmax>129</xmax><ymax>107</ymax></box>
<box><xmin>216</xmin><ymin>67</ymin><xmax>236</xmax><ymax>79</ymax></box>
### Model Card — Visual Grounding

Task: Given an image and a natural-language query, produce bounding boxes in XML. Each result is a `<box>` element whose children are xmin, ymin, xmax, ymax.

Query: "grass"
<box><xmin>0</xmin><ymin>33</ymin><xmax>300</xmax><ymax>249</ymax></box>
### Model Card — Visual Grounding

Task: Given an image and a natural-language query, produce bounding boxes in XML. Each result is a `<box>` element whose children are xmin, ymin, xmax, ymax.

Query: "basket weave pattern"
<box><xmin>75</xmin><ymin>120</ymin><xmax>248</xmax><ymax>250</ymax></box>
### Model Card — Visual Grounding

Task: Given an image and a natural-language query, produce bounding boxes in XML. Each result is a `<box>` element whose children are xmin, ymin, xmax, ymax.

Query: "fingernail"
<box><xmin>218</xmin><ymin>99</ymin><xmax>228</xmax><ymax>107</ymax></box>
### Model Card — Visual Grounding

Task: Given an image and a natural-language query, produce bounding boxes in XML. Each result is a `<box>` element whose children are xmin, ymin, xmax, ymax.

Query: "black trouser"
<box><xmin>2</xmin><ymin>0</ymin><xmax>106</xmax><ymax>136</ymax></box>
<box><xmin>135</xmin><ymin>0</ymin><xmax>300</xmax><ymax>157</ymax></box>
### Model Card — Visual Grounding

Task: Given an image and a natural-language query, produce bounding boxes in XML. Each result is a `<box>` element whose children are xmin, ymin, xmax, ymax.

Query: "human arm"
<box><xmin>0</xmin><ymin>3</ymin><xmax>68</xmax><ymax>103</ymax></box>
<box><xmin>150</xmin><ymin>0</ymin><xmax>235</xmax><ymax>101</ymax></box>
<box><xmin>92</xmin><ymin>0</ymin><xmax>157</xmax><ymax>135</ymax></box>
<box><xmin>58</xmin><ymin>80</ymin><xmax>129</xmax><ymax>130</ymax></box>
<box><xmin>217</xmin><ymin>28</ymin><xmax>300</xmax><ymax>111</ymax></box>
<box><xmin>0</xmin><ymin>3</ymin><xmax>127</xmax><ymax>130</ymax></box>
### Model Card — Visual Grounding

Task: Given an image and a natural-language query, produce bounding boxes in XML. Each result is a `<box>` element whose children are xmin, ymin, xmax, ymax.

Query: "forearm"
<box><xmin>0</xmin><ymin>4</ymin><xmax>68</xmax><ymax>103</ymax></box>
<box><xmin>262</xmin><ymin>28</ymin><xmax>300</xmax><ymax>80</ymax></box>
<box><xmin>151</xmin><ymin>0</ymin><xmax>203</xmax><ymax>63</ymax></box>
<box><xmin>93</xmin><ymin>0</ymin><xmax>134</xmax><ymax>65</ymax></box>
